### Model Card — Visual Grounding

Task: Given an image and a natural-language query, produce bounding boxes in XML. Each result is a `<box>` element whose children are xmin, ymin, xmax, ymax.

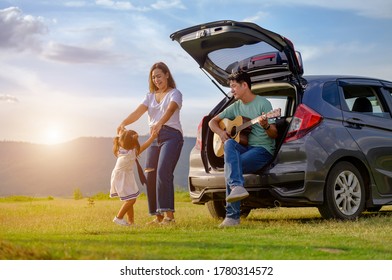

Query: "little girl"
<box><xmin>110</xmin><ymin>129</ymin><xmax>155</xmax><ymax>226</ymax></box>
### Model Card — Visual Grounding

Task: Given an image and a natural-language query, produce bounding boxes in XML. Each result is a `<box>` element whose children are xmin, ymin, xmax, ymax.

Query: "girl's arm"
<box><xmin>139</xmin><ymin>133</ymin><xmax>157</xmax><ymax>154</ymax></box>
<box><xmin>117</xmin><ymin>104</ymin><xmax>148</xmax><ymax>134</ymax></box>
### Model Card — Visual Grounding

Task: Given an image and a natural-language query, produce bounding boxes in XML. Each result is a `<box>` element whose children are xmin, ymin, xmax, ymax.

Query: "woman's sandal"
<box><xmin>146</xmin><ymin>218</ymin><xmax>162</xmax><ymax>225</ymax></box>
<box><xmin>159</xmin><ymin>217</ymin><xmax>175</xmax><ymax>225</ymax></box>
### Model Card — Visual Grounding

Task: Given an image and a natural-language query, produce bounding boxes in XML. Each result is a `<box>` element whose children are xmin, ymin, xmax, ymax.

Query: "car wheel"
<box><xmin>318</xmin><ymin>161</ymin><xmax>366</xmax><ymax>220</ymax></box>
<box><xmin>206</xmin><ymin>200</ymin><xmax>226</xmax><ymax>219</ymax></box>
<box><xmin>206</xmin><ymin>200</ymin><xmax>252</xmax><ymax>219</ymax></box>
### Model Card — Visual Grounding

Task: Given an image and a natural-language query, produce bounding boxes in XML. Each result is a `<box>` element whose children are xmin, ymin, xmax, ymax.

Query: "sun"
<box><xmin>44</xmin><ymin>126</ymin><xmax>64</xmax><ymax>145</ymax></box>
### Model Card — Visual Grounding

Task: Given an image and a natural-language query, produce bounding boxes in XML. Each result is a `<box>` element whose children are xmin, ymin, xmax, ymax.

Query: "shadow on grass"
<box><xmin>247</xmin><ymin>208</ymin><xmax>392</xmax><ymax>223</ymax></box>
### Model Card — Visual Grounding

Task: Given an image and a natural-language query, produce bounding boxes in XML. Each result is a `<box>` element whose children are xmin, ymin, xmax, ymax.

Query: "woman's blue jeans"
<box><xmin>224</xmin><ymin>139</ymin><xmax>273</xmax><ymax>219</ymax></box>
<box><xmin>145</xmin><ymin>126</ymin><xmax>183</xmax><ymax>215</ymax></box>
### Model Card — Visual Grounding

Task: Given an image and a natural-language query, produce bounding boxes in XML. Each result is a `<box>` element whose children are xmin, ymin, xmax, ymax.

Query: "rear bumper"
<box><xmin>189</xmin><ymin>170</ymin><xmax>324</xmax><ymax>206</ymax></box>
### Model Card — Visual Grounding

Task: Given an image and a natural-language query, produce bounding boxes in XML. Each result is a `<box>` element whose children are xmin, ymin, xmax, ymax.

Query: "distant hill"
<box><xmin>0</xmin><ymin>137</ymin><xmax>196</xmax><ymax>197</ymax></box>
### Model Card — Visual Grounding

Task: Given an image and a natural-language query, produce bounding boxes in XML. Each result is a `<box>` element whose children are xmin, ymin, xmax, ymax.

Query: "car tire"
<box><xmin>206</xmin><ymin>200</ymin><xmax>251</xmax><ymax>219</ymax></box>
<box><xmin>206</xmin><ymin>200</ymin><xmax>226</xmax><ymax>219</ymax></box>
<box><xmin>318</xmin><ymin>161</ymin><xmax>366</xmax><ymax>220</ymax></box>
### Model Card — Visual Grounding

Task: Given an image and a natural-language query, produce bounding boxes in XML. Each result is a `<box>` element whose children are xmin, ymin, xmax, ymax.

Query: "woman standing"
<box><xmin>117</xmin><ymin>62</ymin><xmax>183</xmax><ymax>225</ymax></box>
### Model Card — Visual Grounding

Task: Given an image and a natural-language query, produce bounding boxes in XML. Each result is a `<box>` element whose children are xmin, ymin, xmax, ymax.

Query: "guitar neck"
<box><xmin>237</xmin><ymin>117</ymin><xmax>259</xmax><ymax>132</ymax></box>
<box><xmin>236</xmin><ymin>109</ymin><xmax>281</xmax><ymax>133</ymax></box>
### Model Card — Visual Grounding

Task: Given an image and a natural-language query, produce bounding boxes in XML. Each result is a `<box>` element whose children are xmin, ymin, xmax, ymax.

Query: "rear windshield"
<box><xmin>208</xmin><ymin>41</ymin><xmax>285</xmax><ymax>73</ymax></box>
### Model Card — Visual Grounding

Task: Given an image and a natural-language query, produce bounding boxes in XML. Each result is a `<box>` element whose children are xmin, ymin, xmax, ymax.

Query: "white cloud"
<box><xmin>299</xmin><ymin>41</ymin><xmax>377</xmax><ymax>62</ymax></box>
<box><xmin>297</xmin><ymin>40</ymin><xmax>392</xmax><ymax>80</ymax></box>
<box><xmin>0</xmin><ymin>94</ymin><xmax>19</xmax><ymax>103</ymax></box>
<box><xmin>269</xmin><ymin>0</ymin><xmax>392</xmax><ymax>19</ymax></box>
<box><xmin>243</xmin><ymin>11</ymin><xmax>270</xmax><ymax>23</ymax></box>
<box><xmin>94</xmin><ymin>0</ymin><xmax>186</xmax><ymax>12</ymax></box>
<box><xmin>0</xmin><ymin>7</ymin><xmax>127</xmax><ymax>65</ymax></box>
<box><xmin>42</xmin><ymin>41</ymin><xmax>127</xmax><ymax>64</ymax></box>
<box><xmin>0</xmin><ymin>7</ymin><xmax>47</xmax><ymax>52</ymax></box>
<box><xmin>64</xmin><ymin>1</ymin><xmax>88</xmax><ymax>7</ymax></box>
<box><xmin>95</xmin><ymin>0</ymin><xmax>149</xmax><ymax>11</ymax></box>
<box><xmin>151</xmin><ymin>0</ymin><xmax>186</xmax><ymax>10</ymax></box>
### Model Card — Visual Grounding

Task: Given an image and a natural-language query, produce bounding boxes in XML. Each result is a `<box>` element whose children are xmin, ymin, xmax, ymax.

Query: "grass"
<box><xmin>1</xmin><ymin>193</ymin><xmax>392</xmax><ymax>260</ymax></box>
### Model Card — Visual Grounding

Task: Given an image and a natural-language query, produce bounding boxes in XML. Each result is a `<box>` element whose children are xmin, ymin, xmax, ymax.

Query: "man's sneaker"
<box><xmin>218</xmin><ymin>217</ymin><xmax>240</xmax><ymax>228</ymax></box>
<box><xmin>113</xmin><ymin>216</ymin><xmax>130</xmax><ymax>226</ymax></box>
<box><xmin>226</xmin><ymin>186</ymin><xmax>249</xmax><ymax>203</ymax></box>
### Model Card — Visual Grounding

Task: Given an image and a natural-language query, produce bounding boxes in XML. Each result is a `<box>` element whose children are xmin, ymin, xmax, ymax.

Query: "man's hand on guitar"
<box><xmin>218</xmin><ymin>129</ymin><xmax>230</xmax><ymax>143</ymax></box>
<box><xmin>258</xmin><ymin>112</ymin><xmax>269</xmax><ymax>128</ymax></box>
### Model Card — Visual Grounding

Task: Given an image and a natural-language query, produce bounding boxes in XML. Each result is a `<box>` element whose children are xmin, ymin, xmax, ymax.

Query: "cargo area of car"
<box><xmin>205</xmin><ymin>81</ymin><xmax>297</xmax><ymax>171</ymax></box>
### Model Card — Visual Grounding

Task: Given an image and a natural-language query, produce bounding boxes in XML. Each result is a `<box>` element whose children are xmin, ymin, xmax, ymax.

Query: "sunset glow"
<box><xmin>43</xmin><ymin>125</ymin><xmax>64</xmax><ymax>145</ymax></box>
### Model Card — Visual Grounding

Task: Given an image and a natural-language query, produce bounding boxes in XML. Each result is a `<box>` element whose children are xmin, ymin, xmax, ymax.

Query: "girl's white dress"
<box><xmin>110</xmin><ymin>148</ymin><xmax>140</xmax><ymax>201</ymax></box>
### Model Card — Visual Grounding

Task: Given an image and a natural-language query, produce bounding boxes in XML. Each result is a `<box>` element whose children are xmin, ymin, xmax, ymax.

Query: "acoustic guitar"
<box><xmin>213</xmin><ymin>108</ymin><xmax>281</xmax><ymax>157</ymax></box>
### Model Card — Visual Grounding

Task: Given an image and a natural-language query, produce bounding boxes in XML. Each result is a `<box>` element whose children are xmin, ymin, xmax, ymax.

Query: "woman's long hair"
<box><xmin>113</xmin><ymin>130</ymin><xmax>141</xmax><ymax>157</ymax></box>
<box><xmin>148</xmin><ymin>62</ymin><xmax>176</xmax><ymax>93</ymax></box>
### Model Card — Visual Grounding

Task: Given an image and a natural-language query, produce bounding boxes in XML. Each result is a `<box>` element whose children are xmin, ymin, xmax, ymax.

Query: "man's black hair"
<box><xmin>228</xmin><ymin>70</ymin><xmax>251</xmax><ymax>89</ymax></box>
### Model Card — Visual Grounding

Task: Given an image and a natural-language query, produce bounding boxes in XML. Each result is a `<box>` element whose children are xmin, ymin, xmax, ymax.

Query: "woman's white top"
<box><xmin>142</xmin><ymin>88</ymin><xmax>183</xmax><ymax>133</ymax></box>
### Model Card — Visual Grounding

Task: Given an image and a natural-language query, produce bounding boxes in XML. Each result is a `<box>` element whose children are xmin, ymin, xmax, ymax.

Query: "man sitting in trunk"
<box><xmin>208</xmin><ymin>71</ymin><xmax>278</xmax><ymax>228</ymax></box>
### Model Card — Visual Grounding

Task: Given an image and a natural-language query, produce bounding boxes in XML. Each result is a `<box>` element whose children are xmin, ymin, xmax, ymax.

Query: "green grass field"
<box><xmin>1</xmin><ymin>193</ymin><xmax>392</xmax><ymax>260</ymax></box>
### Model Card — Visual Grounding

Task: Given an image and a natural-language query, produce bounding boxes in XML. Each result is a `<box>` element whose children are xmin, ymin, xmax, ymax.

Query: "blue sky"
<box><xmin>1</xmin><ymin>0</ymin><xmax>391</xmax><ymax>144</ymax></box>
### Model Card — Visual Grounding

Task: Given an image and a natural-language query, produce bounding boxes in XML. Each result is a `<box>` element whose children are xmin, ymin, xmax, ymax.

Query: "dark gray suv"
<box><xmin>170</xmin><ymin>20</ymin><xmax>392</xmax><ymax>220</ymax></box>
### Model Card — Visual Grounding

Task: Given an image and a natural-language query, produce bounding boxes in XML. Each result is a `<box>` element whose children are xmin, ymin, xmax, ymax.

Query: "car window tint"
<box><xmin>342</xmin><ymin>85</ymin><xmax>390</xmax><ymax>118</ymax></box>
<box><xmin>322</xmin><ymin>81</ymin><xmax>340</xmax><ymax>108</ymax></box>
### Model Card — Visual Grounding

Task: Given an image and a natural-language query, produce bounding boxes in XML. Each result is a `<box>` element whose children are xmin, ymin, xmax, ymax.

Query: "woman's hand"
<box><xmin>150</xmin><ymin>128</ymin><xmax>158</xmax><ymax>139</ymax></box>
<box><xmin>117</xmin><ymin>125</ymin><xmax>125</xmax><ymax>135</ymax></box>
<box><xmin>151</xmin><ymin>123</ymin><xmax>163</xmax><ymax>136</ymax></box>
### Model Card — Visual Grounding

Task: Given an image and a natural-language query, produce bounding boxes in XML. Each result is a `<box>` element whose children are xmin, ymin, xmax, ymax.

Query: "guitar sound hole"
<box><xmin>230</xmin><ymin>127</ymin><xmax>237</xmax><ymax>137</ymax></box>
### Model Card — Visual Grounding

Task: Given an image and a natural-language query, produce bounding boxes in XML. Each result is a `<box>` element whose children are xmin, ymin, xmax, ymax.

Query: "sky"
<box><xmin>1</xmin><ymin>0</ymin><xmax>391</xmax><ymax>145</ymax></box>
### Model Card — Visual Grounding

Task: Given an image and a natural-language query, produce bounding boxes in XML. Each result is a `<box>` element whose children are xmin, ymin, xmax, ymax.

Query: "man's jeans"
<box><xmin>224</xmin><ymin>139</ymin><xmax>273</xmax><ymax>219</ymax></box>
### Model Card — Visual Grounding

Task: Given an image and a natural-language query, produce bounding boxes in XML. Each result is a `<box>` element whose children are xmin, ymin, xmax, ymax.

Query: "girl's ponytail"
<box><xmin>112</xmin><ymin>136</ymin><xmax>120</xmax><ymax>157</ymax></box>
<box><xmin>133</xmin><ymin>133</ymin><xmax>141</xmax><ymax>156</ymax></box>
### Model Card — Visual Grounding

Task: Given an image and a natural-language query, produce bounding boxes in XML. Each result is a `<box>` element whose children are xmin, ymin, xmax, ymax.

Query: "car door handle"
<box><xmin>345</xmin><ymin>117</ymin><xmax>366</xmax><ymax>128</ymax></box>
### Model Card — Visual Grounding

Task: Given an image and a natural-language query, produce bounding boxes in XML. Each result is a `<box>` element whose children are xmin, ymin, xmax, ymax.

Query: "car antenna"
<box><xmin>200</xmin><ymin>67</ymin><xmax>230</xmax><ymax>98</ymax></box>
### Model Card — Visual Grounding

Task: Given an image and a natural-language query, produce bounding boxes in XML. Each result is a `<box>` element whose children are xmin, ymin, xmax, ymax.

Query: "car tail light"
<box><xmin>284</xmin><ymin>104</ymin><xmax>323</xmax><ymax>143</ymax></box>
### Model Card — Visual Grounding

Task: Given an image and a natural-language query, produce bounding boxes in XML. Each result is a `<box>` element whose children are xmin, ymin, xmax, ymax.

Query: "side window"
<box><xmin>266</xmin><ymin>96</ymin><xmax>288</xmax><ymax>117</ymax></box>
<box><xmin>322</xmin><ymin>81</ymin><xmax>340</xmax><ymax>108</ymax></box>
<box><xmin>342</xmin><ymin>85</ymin><xmax>391</xmax><ymax>118</ymax></box>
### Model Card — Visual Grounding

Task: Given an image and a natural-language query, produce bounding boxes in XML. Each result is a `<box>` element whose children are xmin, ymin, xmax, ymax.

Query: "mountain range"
<box><xmin>0</xmin><ymin>136</ymin><xmax>196</xmax><ymax>197</ymax></box>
